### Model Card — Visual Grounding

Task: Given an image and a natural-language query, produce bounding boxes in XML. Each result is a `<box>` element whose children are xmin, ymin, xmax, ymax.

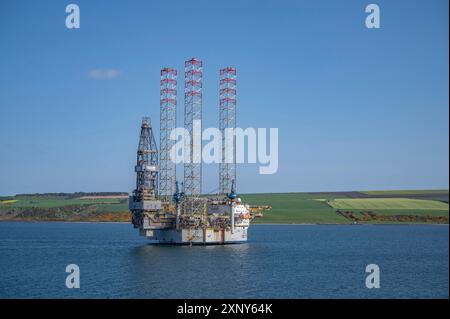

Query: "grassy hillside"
<box><xmin>0</xmin><ymin>190</ymin><xmax>448</xmax><ymax>224</ymax></box>
<box><xmin>362</xmin><ymin>190</ymin><xmax>449</xmax><ymax>195</ymax></box>
<box><xmin>241</xmin><ymin>193</ymin><xmax>348</xmax><ymax>224</ymax></box>
<box><xmin>327</xmin><ymin>198</ymin><xmax>448</xmax><ymax>211</ymax></box>
<box><xmin>0</xmin><ymin>195</ymin><xmax>130</xmax><ymax>222</ymax></box>
<box><xmin>4</xmin><ymin>196</ymin><xmax>126</xmax><ymax>209</ymax></box>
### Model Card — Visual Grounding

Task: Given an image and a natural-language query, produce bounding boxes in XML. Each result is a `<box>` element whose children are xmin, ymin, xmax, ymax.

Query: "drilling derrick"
<box><xmin>159</xmin><ymin>68</ymin><xmax>177</xmax><ymax>202</ymax></box>
<box><xmin>130</xmin><ymin>117</ymin><xmax>173</xmax><ymax>234</ymax></box>
<box><xmin>219</xmin><ymin>67</ymin><xmax>237</xmax><ymax>195</ymax></box>
<box><xmin>135</xmin><ymin>117</ymin><xmax>158</xmax><ymax>201</ymax></box>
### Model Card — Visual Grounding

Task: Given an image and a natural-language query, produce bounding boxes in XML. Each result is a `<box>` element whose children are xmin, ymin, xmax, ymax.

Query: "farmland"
<box><xmin>327</xmin><ymin>198</ymin><xmax>448</xmax><ymax>211</ymax></box>
<box><xmin>0</xmin><ymin>194</ymin><xmax>130</xmax><ymax>222</ymax></box>
<box><xmin>361</xmin><ymin>189</ymin><xmax>449</xmax><ymax>195</ymax></box>
<box><xmin>0</xmin><ymin>190</ymin><xmax>448</xmax><ymax>224</ymax></box>
<box><xmin>241</xmin><ymin>192</ymin><xmax>348</xmax><ymax>224</ymax></box>
<box><xmin>2</xmin><ymin>196</ymin><xmax>126</xmax><ymax>209</ymax></box>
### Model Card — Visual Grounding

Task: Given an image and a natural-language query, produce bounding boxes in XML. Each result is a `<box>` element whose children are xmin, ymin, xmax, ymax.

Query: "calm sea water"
<box><xmin>0</xmin><ymin>222</ymin><xmax>448</xmax><ymax>298</ymax></box>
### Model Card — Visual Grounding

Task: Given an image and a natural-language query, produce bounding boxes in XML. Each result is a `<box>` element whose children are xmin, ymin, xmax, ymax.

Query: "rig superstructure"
<box><xmin>130</xmin><ymin>58</ymin><xmax>254</xmax><ymax>244</ymax></box>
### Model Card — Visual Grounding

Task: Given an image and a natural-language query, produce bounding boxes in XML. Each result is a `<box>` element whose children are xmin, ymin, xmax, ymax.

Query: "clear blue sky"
<box><xmin>0</xmin><ymin>0</ymin><xmax>448</xmax><ymax>195</ymax></box>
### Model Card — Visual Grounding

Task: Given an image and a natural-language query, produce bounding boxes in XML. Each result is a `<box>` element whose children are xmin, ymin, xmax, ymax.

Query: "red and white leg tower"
<box><xmin>159</xmin><ymin>68</ymin><xmax>177</xmax><ymax>202</ymax></box>
<box><xmin>219</xmin><ymin>67</ymin><xmax>237</xmax><ymax>195</ymax></box>
<box><xmin>183</xmin><ymin>58</ymin><xmax>203</xmax><ymax>198</ymax></box>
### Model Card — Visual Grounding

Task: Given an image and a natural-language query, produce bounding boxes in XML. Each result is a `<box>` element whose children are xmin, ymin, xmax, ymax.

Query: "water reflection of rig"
<box><xmin>129</xmin><ymin>58</ymin><xmax>264</xmax><ymax>244</ymax></box>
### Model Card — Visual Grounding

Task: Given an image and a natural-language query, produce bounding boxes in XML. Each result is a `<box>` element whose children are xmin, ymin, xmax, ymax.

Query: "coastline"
<box><xmin>2</xmin><ymin>191</ymin><xmax>447</xmax><ymax>225</ymax></box>
<box><xmin>0</xmin><ymin>220</ymin><xmax>448</xmax><ymax>226</ymax></box>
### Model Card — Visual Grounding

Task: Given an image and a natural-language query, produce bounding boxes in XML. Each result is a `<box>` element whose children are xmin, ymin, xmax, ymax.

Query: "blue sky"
<box><xmin>0</xmin><ymin>0</ymin><xmax>448</xmax><ymax>195</ymax></box>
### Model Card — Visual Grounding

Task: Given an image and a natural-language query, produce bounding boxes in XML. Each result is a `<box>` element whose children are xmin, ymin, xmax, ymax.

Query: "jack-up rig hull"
<box><xmin>130</xmin><ymin>194</ymin><xmax>252</xmax><ymax>245</ymax></box>
<box><xmin>130</xmin><ymin>200</ymin><xmax>252</xmax><ymax>245</ymax></box>
<box><xmin>129</xmin><ymin>117</ymin><xmax>253</xmax><ymax>245</ymax></box>
<box><xmin>138</xmin><ymin>228</ymin><xmax>248</xmax><ymax>245</ymax></box>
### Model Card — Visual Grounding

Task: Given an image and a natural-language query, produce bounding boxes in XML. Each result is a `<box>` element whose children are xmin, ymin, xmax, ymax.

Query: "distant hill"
<box><xmin>14</xmin><ymin>192</ymin><xmax>128</xmax><ymax>199</ymax></box>
<box><xmin>0</xmin><ymin>190</ymin><xmax>447</xmax><ymax>224</ymax></box>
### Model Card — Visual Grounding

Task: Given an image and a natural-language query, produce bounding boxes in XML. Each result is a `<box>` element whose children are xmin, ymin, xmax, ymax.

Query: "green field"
<box><xmin>362</xmin><ymin>190</ymin><xmax>449</xmax><ymax>195</ymax></box>
<box><xmin>3</xmin><ymin>196</ymin><xmax>126</xmax><ymax>209</ymax></box>
<box><xmin>327</xmin><ymin>198</ymin><xmax>449</xmax><ymax>210</ymax></box>
<box><xmin>0</xmin><ymin>191</ymin><xmax>448</xmax><ymax>224</ymax></box>
<box><xmin>241</xmin><ymin>193</ymin><xmax>348</xmax><ymax>224</ymax></box>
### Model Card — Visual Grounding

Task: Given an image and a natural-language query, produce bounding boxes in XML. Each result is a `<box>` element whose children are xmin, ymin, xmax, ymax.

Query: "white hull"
<box><xmin>139</xmin><ymin>227</ymin><xmax>248</xmax><ymax>244</ymax></box>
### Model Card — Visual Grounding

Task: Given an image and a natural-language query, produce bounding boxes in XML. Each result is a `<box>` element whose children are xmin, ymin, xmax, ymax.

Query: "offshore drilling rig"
<box><xmin>129</xmin><ymin>58</ymin><xmax>255</xmax><ymax>244</ymax></box>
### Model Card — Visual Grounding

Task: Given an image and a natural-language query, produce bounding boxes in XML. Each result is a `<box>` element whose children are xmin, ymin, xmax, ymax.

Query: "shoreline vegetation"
<box><xmin>0</xmin><ymin>190</ymin><xmax>448</xmax><ymax>224</ymax></box>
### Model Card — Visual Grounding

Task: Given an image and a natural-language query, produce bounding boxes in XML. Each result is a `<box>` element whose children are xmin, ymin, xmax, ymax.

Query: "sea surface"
<box><xmin>0</xmin><ymin>222</ymin><xmax>448</xmax><ymax>298</ymax></box>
